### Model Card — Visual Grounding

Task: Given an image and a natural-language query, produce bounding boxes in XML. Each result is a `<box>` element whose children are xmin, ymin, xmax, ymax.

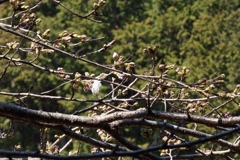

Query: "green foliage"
<box><xmin>110</xmin><ymin>0</ymin><xmax>240</xmax><ymax>88</ymax></box>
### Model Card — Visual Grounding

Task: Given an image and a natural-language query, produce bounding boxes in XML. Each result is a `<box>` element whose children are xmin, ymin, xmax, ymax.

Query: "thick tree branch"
<box><xmin>103</xmin><ymin>125</ymin><xmax>161</xmax><ymax>160</ymax></box>
<box><xmin>55</xmin><ymin>125</ymin><xmax>127</xmax><ymax>151</ymax></box>
<box><xmin>0</xmin><ymin>102</ymin><xmax>239</xmax><ymax>128</ymax></box>
<box><xmin>109</xmin><ymin>119</ymin><xmax>240</xmax><ymax>153</ymax></box>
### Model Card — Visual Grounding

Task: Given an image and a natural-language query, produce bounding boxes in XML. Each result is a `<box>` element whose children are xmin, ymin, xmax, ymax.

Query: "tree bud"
<box><xmin>112</xmin><ymin>52</ymin><xmax>119</xmax><ymax>61</ymax></box>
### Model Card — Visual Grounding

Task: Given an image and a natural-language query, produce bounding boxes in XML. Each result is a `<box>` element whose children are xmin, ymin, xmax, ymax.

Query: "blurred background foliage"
<box><xmin>0</xmin><ymin>0</ymin><xmax>240</xmax><ymax>156</ymax></box>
